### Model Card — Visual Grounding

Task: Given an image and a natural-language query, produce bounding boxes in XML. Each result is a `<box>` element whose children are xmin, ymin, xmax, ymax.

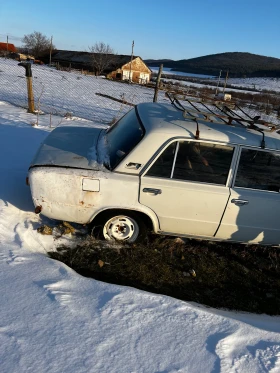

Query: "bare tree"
<box><xmin>22</xmin><ymin>31</ymin><xmax>54</xmax><ymax>58</ymax></box>
<box><xmin>89</xmin><ymin>42</ymin><xmax>115</xmax><ymax>76</ymax></box>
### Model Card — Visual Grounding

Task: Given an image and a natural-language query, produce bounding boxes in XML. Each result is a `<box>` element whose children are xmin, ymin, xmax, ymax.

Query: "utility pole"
<box><xmin>49</xmin><ymin>35</ymin><xmax>53</xmax><ymax>66</ymax></box>
<box><xmin>153</xmin><ymin>64</ymin><xmax>163</xmax><ymax>102</ymax></box>
<box><xmin>6</xmin><ymin>35</ymin><xmax>8</xmax><ymax>58</ymax></box>
<box><xmin>215</xmin><ymin>70</ymin><xmax>222</xmax><ymax>96</ymax></box>
<box><xmin>222</xmin><ymin>70</ymin><xmax>229</xmax><ymax>93</ymax></box>
<box><xmin>129</xmin><ymin>40</ymin><xmax>134</xmax><ymax>83</ymax></box>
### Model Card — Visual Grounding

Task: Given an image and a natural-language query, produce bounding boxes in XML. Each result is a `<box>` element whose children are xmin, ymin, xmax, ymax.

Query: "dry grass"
<box><xmin>49</xmin><ymin>235</ymin><xmax>280</xmax><ymax>315</ymax></box>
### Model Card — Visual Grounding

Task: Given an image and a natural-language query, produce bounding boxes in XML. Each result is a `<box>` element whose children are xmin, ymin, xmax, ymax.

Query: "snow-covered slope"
<box><xmin>0</xmin><ymin>58</ymin><xmax>168</xmax><ymax>124</ymax></box>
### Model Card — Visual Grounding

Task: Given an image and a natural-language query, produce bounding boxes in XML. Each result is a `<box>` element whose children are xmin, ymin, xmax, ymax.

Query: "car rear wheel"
<box><xmin>93</xmin><ymin>211</ymin><xmax>147</xmax><ymax>243</ymax></box>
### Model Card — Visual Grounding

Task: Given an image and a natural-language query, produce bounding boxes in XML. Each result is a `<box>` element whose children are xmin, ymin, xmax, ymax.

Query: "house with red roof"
<box><xmin>0</xmin><ymin>42</ymin><xmax>17</xmax><ymax>54</ymax></box>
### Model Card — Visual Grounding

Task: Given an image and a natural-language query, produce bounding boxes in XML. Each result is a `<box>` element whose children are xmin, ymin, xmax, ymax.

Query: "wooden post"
<box><xmin>153</xmin><ymin>64</ymin><xmax>163</xmax><ymax>102</ymax></box>
<box><xmin>18</xmin><ymin>62</ymin><xmax>35</xmax><ymax>113</ymax></box>
<box><xmin>26</xmin><ymin>76</ymin><xmax>35</xmax><ymax>113</ymax></box>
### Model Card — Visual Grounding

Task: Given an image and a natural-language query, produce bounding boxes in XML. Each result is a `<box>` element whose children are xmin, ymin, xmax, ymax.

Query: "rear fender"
<box><xmin>89</xmin><ymin>207</ymin><xmax>159</xmax><ymax>232</ymax></box>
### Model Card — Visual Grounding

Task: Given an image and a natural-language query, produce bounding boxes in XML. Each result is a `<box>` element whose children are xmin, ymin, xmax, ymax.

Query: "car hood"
<box><xmin>30</xmin><ymin>126</ymin><xmax>107</xmax><ymax>170</ymax></box>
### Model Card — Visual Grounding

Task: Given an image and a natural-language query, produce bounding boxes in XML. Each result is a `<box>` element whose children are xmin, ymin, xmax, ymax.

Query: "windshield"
<box><xmin>106</xmin><ymin>108</ymin><xmax>145</xmax><ymax>170</ymax></box>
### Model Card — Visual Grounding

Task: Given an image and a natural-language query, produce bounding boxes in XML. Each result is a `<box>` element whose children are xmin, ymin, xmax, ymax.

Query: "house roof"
<box><xmin>0</xmin><ymin>42</ymin><xmax>17</xmax><ymax>52</ymax></box>
<box><xmin>108</xmin><ymin>55</ymin><xmax>152</xmax><ymax>73</ymax></box>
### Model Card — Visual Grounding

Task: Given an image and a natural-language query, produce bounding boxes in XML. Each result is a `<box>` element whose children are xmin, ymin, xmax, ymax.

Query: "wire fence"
<box><xmin>1</xmin><ymin>57</ymin><xmax>280</xmax><ymax>127</ymax></box>
<box><xmin>0</xmin><ymin>58</ymin><xmax>169</xmax><ymax>125</ymax></box>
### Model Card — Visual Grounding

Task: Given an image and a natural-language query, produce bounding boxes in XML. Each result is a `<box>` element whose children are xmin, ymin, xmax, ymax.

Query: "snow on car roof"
<box><xmin>136</xmin><ymin>102</ymin><xmax>280</xmax><ymax>151</ymax></box>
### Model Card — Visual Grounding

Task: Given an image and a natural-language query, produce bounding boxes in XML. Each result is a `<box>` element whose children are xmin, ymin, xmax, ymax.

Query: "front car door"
<box><xmin>139</xmin><ymin>139</ymin><xmax>236</xmax><ymax>237</ymax></box>
<box><xmin>216</xmin><ymin>147</ymin><xmax>280</xmax><ymax>244</ymax></box>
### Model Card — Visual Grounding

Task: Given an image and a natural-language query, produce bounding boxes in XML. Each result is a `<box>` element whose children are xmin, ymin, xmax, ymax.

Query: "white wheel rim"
<box><xmin>103</xmin><ymin>215</ymin><xmax>139</xmax><ymax>242</ymax></box>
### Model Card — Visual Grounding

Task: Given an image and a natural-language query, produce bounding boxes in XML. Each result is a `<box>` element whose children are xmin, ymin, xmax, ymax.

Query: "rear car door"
<box><xmin>139</xmin><ymin>140</ymin><xmax>236</xmax><ymax>237</ymax></box>
<box><xmin>216</xmin><ymin>147</ymin><xmax>280</xmax><ymax>244</ymax></box>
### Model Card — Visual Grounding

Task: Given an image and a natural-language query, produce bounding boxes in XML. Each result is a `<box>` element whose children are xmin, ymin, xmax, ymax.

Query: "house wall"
<box><xmin>108</xmin><ymin>57</ymin><xmax>151</xmax><ymax>84</ymax></box>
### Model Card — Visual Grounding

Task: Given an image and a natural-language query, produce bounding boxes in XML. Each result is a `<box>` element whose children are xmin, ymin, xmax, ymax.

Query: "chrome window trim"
<box><xmin>142</xmin><ymin>138</ymin><xmax>237</xmax><ymax>188</ymax></box>
<box><xmin>170</xmin><ymin>142</ymin><xmax>180</xmax><ymax>179</ymax></box>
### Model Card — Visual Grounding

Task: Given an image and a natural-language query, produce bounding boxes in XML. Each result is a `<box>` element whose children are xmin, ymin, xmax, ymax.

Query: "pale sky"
<box><xmin>1</xmin><ymin>0</ymin><xmax>279</xmax><ymax>60</ymax></box>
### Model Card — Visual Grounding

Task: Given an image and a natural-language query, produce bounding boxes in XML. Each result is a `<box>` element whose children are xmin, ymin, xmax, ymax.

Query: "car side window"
<box><xmin>146</xmin><ymin>140</ymin><xmax>234</xmax><ymax>185</ymax></box>
<box><xmin>173</xmin><ymin>141</ymin><xmax>234</xmax><ymax>185</ymax></box>
<box><xmin>146</xmin><ymin>142</ymin><xmax>177</xmax><ymax>178</ymax></box>
<box><xmin>235</xmin><ymin>148</ymin><xmax>280</xmax><ymax>192</ymax></box>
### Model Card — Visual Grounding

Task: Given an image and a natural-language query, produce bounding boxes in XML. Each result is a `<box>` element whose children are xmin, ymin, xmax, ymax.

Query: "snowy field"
<box><xmin>0</xmin><ymin>58</ymin><xmax>168</xmax><ymax>124</ymax></box>
<box><xmin>1</xmin><ymin>57</ymin><xmax>280</xmax><ymax>372</ymax></box>
<box><xmin>151</xmin><ymin>67</ymin><xmax>280</xmax><ymax>93</ymax></box>
<box><xmin>229</xmin><ymin>77</ymin><xmax>280</xmax><ymax>93</ymax></box>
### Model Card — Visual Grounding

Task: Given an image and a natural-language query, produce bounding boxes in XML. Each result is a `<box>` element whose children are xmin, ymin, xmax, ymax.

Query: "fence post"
<box><xmin>153</xmin><ymin>64</ymin><xmax>163</xmax><ymax>102</ymax></box>
<box><xmin>18</xmin><ymin>62</ymin><xmax>35</xmax><ymax>113</ymax></box>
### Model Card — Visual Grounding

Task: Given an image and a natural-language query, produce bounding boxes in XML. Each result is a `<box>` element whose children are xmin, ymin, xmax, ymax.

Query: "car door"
<box><xmin>215</xmin><ymin>147</ymin><xmax>280</xmax><ymax>244</ymax></box>
<box><xmin>139</xmin><ymin>139</ymin><xmax>236</xmax><ymax>237</ymax></box>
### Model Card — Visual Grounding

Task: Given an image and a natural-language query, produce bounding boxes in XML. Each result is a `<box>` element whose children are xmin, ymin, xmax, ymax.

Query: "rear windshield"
<box><xmin>106</xmin><ymin>108</ymin><xmax>145</xmax><ymax>170</ymax></box>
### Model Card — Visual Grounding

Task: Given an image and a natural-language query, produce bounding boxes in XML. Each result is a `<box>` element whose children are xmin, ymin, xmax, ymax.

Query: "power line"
<box><xmin>0</xmin><ymin>34</ymin><xmax>23</xmax><ymax>42</ymax></box>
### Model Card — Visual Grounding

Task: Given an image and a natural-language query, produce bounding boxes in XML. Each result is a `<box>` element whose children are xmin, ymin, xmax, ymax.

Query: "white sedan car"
<box><xmin>28</xmin><ymin>102</ymin><xmax>280</xmax><ymax>245</ymax></box>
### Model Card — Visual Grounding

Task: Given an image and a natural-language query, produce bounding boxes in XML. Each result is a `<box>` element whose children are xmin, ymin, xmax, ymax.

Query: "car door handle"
<box><xmin>143</xmin><ymin>188</ymin><xmax>162</xmax><ymax>195</ymax></box>
<box><xmin>126</xmin><ymin>162</ymin><xmax>142</xmax><ymax>170</ymax></box>
<box><xmin>231</xmin><ymin>199</ymin><xmax>249</xmax><ymax>206</ymax></box>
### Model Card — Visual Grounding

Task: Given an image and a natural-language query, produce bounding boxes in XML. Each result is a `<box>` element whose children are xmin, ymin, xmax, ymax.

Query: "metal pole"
<box><xmin>153</xmin><ymin>64</ymin><xmax>163</xmax><ymax>102</ymax></box>
<box><xmin>129</xmin><ymin>40</ymin><xmax>134</xmax><ymax>83</ymax></box>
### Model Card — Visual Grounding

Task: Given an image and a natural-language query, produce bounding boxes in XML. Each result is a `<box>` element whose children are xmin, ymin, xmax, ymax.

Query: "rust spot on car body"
<box><xmin>35</xmin><ymin>205</ymin><xmax>42</xmax><ymax>214</ymax></box>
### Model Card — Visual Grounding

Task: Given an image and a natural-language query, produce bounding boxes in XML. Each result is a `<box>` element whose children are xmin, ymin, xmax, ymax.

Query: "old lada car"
<box><xmin>28</xmin><ymin>101</ymin><xmax>280</xmax><ymax>244</ymax></box>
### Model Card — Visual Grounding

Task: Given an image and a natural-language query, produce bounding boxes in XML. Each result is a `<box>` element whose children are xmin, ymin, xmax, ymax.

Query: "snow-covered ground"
<box><xmin>150</xmin><ymin>66</ymin><xmax>215</xmax><ymax>79</ymax></box>
<box><xmin>0</xmin><ymin>59</ymin><xmax>168</xmax><ymax>124</ymax></box>
<box><xmin>161</xmin><ymin>76</ymin><xmax>280</xmax><ymax>99</ymax></box>
<box><xmin>1</xmin><ymin>57</ymin><xmax>280</xmax><ymax>372</ymax></box>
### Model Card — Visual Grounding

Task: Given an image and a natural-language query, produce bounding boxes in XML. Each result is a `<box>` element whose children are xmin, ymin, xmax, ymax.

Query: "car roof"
<box><xmin>136</xmin><ymin>102</ymin><xmax>280</xmax><ymax>151</ymax></box>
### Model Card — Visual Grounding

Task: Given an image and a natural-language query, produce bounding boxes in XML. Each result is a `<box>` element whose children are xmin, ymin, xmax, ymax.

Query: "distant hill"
<box><xmin>145</xmin><ymin>52</ymin><xmax>280</xmax><ymax>77</ymax></box>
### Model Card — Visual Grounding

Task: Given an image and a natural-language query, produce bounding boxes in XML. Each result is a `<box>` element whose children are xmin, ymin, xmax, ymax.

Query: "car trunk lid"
<box><xmin>29</xmin><ymin>126</ymin><xmax>107</xmax><ymax>170</ymax></box>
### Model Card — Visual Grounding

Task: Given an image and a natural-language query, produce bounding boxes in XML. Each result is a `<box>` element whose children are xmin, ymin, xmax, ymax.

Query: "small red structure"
<box><xmin>0</xmin><ymin>42</ymin><xmax>17</xmax><ymax>53</ymax></box>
